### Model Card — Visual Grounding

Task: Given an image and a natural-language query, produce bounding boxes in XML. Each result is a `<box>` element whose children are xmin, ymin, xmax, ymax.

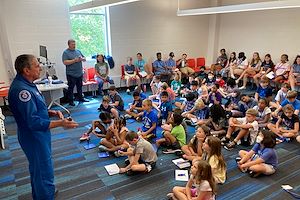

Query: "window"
<box><xmin>68</xmin><ymin>1</ymin><xmax>110</xmax><ymax>58</ymax></box>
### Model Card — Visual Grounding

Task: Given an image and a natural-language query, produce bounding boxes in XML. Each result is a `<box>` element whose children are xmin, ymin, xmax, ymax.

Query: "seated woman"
<box><xmin>236</xmin><ymin>52</ymin><xmax>262</xmax><ymax>90</ymax></box>
<box><xmin>253</xmin><ymin>54</ymin><xmax>274</xmax><ymax>87</ymax></box>
<box><xmin>220</xmin><ymin>52</ymin><xmax>237</xmax><ymax>77</ymax></box>
<box><xmin>94</xmin><ymin>54</ymin><xmax>115</xmax><ymax>96</ymax></box>
<box><xmin>289</xmin><ymin>55</ymin><xmax>300</xmax><ymax>91</ymax></box>
<box><xmin>229</xmin><ymin>52</ymin><xmax>248</xmax><ymax>79</ymax></box>
<box><xmin>135</xmin><ymin>52</ymin><xmax>151</xmax><ymax>78</ymax></box>
<box><xmin>237</xmin><ymin>130</ymin><xmax>278</xmax><ymax>178</ymax></box>
<box><xmin>273</xmin><ymin>54</ymin><xmax>290</xmax><ymax>83</ymax></box>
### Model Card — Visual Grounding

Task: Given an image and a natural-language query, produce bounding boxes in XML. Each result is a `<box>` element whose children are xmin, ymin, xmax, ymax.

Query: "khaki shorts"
<box><xmin>124</xmin><ymin>74</ymin><xmax>137</xmax><ymax>80</ymax></box>
<box><xmin>262</xmin><ymin>163</ymin><xmax>276</xmax><ymax>175</ymax></box>
<box><xmin>180</xmin><ymin>67</ymin><xmax>194</xmax><ymax>75</ymax></box>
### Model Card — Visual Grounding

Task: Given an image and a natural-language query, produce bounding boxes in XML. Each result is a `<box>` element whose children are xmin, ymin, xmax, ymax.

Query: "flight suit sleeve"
<box><xmin>15</xmin><ymin>89</ymin><xmax>51</xmax><ymax>132</ymax></box>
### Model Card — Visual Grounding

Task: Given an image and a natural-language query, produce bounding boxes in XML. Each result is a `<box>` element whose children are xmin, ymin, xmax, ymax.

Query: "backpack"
<box><xmin>104</xmin><ymin>55</ymin><xmax>115</xmax><ymax>69</ymax></box>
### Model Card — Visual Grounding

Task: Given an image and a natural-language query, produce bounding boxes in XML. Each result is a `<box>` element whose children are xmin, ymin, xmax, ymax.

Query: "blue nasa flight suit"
<box><xmin>8</xmin><ymin>74</ymin><xmax>54</xmax><ymax>200</ymax></box>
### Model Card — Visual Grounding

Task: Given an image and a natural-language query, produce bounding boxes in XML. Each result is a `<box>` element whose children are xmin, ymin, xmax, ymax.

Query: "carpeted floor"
<box><xmin>0</xmin><ymin>89</ymin><xmax>300</xmax><ymax>200</ymax></box>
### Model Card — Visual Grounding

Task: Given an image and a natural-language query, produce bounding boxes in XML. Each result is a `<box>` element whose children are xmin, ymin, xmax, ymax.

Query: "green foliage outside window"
<box><xmin>68</xmin><ymin>0</ymin><xmax>108</xmax><ymax>57</ymax></box>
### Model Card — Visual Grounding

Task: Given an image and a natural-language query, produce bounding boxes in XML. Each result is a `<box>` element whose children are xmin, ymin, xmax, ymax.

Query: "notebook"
<box><xmin>104</xmin><ymin>163</ymin><xmax>120</xmax><ymax>175</ymax></box>
<box><xmin>172</xmin><ymin>158</ymin><xmax>191</xmax><ymax>169</ymax></box>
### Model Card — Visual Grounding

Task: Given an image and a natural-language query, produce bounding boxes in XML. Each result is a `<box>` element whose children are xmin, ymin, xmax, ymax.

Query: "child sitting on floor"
<box><xmin>202</xmin><ymin>136</ymin><xmax>227</xmax><ymax>184</ymax></box>
<box><xmin>207</xmin><ymin>84</ymin><xmax>222</xmax><ymax>106</ymax></box>
<box><xmin>156</xmin><ymin>113</ymin><xmax>186</xmax><ymax>153</ymax></box>
<box><xmin>253</xmin><ymin>98</ymin><xmax>271</xmax><ymax>128</ymax></box>
<box><xmin>175</xmin><ymin>92</ymin><xmax>196</xmax><ymax>113</ymax></box>
<box><xmin>108</xmin><ymin>86</ymin><xmax>125</xmax><ymax>111</ymax></box>
<box><xmin>137</xmin><ymin>99</ymin><xmax>158</xmax><ymax>139</ymax></box>
<box><xmin>150</xmin><ymin>75</ymin><xmax>163</xmax><ymax>95</ymax></box>
<box><xmin>181</xmin><ymin>125</ymin><xmax>210</xmax><ymax>161</ymax></box>
<box><xmin>238</xmin><ymin>94</ymin><xmax>258</xmax><ymax>116</ymax></box>
<box><xmin>157</xmin><ymin>91</ymin><xmax>173</xmax><ymax>125</ymax></box>
<box><xmin>97</xmin><ymin>95</ymin><xmax>119</xmax><ymax>118</ymax></box>
<box><xmin>221</xmin><ymin>108</ymin><xmax>259</xmax><ymax>150</ymax></box>
<box><xmin>269</xmin><ymin>83</ymin><xmax>290</xmax><ymax>109</ymax></box>
<box><xmin>168</xmin><ymin>160</ymin><xmax>216</xmax><ymax>200</ymax></box>
<box><xmin>119</xmin><ymin>131</ymin><xmax>157</xmax><ymax>175</ymax></box>
<box><xmin>79</xmin><ymin>112</ymin><xmax>113</xmax><ymax>141</ymax></box>
<box><xmin>182</xmin><ymin>99</ymin><xmax>210</xmax><ymax>127</ymax></box>
<box><xmin>208</xmin><ymin>104</ymin><xmax>227</xmax><ymax>136</ymax></box>
<box><xmin>254</xmin><ymin>76</ymin><xmax>273</xmax><ymax>102</ymax></box>
<box><xmin>267</xmin><ymin>104</ymin><xmax>299</xmax><ymax>139</ymax></box>
<box><xmin>237</xmin><ymin>130</ymin><xmax>278</xmax><ymax>178</ymax></box>
<box><xmin>125</xmin><ymin>91</ymin><xmax>143</xmax><ymax>119</ymax></box>
<box><xmin>171</xmin><ymin>71</ymin><xmax>182</xmax><ymax>96</ymax></box>
<box><xmin>98</xmin><ymin>117</ymin><xmax>129</xmax><ymax>154</ymax></box>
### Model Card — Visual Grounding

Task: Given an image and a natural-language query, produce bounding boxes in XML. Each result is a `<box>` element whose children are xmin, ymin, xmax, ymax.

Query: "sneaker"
<box><xmin>126</xmin><ymin>89</ymin><xmax>131</xmax><ymax>94</ymax></box>
<box><xmin>224</xmin><ymin>140</ymin><xmax>236</xmax><ymax>150</ymax></box>
<box><xmin>220</xmin><ymin>137</ymin><xmax>230</xmax><ymax>145</ymax></box>
<box><xmin>235</xmin><ymin>79</ymin><xmax>239</xmax><ymax>84</ymax></box>
<box><xmin>99</xmin><ymin>91</ymin><xmax>104</xmax><ymax>96</ymax></box>
<box><xmin>69</xmin><ymin>102</ymin><xmax>75</xmax><ymax>106</ymax></box>
<box><xmin>235</xmin><ymin>157</ymin><xmax>242</xmax><ymax>163</ymax></box>
<box><xmin>238</xmin><ymin>86</ymin><xmax>246</xmax><ymax>90</ymax></box>
<box><xmin>167</xmin><ymin>193</ymin><xmax>175</xmax><ymax>199</ymax></box>
<box><xmin>98</xmin><ymin>145</ymin><xmax>108</xmax><ymax>152</ymax></box>
<box><xmin>124</xmin><ymin>114</ymin><xmax>133</xmax><ymax>119</ymax></box>
<box><xmin>79</xmin><ymin>133</ymin><xmax>90</xmax><ymax>141</ymax></box>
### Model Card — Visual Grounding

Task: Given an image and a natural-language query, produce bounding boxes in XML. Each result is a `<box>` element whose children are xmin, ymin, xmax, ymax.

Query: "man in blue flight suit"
<box><xmin>8</xmin><ymin>54</ymin><xmax>79</xmax><ymax>200</ymax></box>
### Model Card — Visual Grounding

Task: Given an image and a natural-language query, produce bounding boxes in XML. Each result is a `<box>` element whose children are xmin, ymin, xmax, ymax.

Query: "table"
<box><xmin>36</xmin><ymin>83</ymin><xmax>70</xmax><ymax>114</ymax></box>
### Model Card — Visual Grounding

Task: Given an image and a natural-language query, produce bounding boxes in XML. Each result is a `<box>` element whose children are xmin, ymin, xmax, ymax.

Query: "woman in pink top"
<box><xmin>274</xmin><ymin>54</ymin><xmax>290</xmax><ymax>83</ymax></box>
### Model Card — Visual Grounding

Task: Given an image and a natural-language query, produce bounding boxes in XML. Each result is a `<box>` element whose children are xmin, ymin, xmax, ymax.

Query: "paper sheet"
<box><xmin>104</xmin><ymin>163</ymin><xmax>120</xmax><ymax>175</ymax></box>
<box><xmin>175</xmin><ymin>170</ymin><xmax>189</xmax><ymax>181</ymax></box>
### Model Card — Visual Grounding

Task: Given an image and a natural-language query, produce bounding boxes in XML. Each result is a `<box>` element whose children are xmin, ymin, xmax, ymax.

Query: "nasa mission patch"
<box><xmin>19</xmin><ymin>90</ymin><xmax>31</xmax><ymax>102</ymax></box>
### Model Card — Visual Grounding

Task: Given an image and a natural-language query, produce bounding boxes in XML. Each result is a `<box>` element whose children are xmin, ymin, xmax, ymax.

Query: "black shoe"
<box><xmin>69</xmin><ymin>102</ymin><xmax>75</xmax><ymax>106</ymax></box>
<box><xmin>126</xmin><ymin>169</ymin><xmax>136</xmax><ymax>176</ymax></box>
<box><xmin>97</xmin><ymin>107</ymin><xmax>101</xmax><ymax>111</ymax></box>
<box><xmin>124</xmin><ymin>158</ymin><xmax>130</xmax><ymax>165</ymax></box>
<box><xmin>220</xmin><ymin>137</ymin><xmax>230</xmax><ymax>145</ymax></box>
<box><xmin>79</xmin><ymin>98</ymin><xmax>89</xmax><ymax>102</ymax></box>
<box><xmin>54</xmin><ymin>189</ymin><xmax>59</xmax><ymax>199</ymax></box>
<box><xmin>249</xmin><ymin>170</ymin><xmax>261</xmax><ymax>178</ymax></box>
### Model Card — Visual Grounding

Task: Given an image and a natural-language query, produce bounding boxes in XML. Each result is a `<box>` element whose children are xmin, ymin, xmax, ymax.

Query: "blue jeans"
<box><xmin>95</xmin><ymin>76</ymin><xmax>114</xmax><ymax>91</ymax></box>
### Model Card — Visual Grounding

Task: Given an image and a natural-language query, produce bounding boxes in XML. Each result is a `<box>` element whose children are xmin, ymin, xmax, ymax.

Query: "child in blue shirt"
<box><xmin>255</xmin><ymin>76</ymin><xmax>273</xmax><ymax>102</ymax></box>
<box><xmin>158</xmin><ymin>91</ymin><xmax>173</xmax><ymax>125</ymax></box>
<box><xmin>137</xmin><ymin>99</ymin><xmax>158</xmax><ymax>140</ymax></box>
<box><xmin>171</xmin><ymin>72</ymin><xmax>181</xmax><ymax>96</ymax></box>
<box><xmin>237</xmin><ymin>130</ymin><xmax>278</xmax><ymax>177</ymax></box>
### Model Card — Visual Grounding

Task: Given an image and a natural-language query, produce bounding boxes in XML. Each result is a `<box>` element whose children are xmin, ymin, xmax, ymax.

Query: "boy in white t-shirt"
<box><xmin>221</xmin><ymin>109</ymin><xmax>258</xmax><ymax>150</ymax></box>
<box><xmin>269</xmin><ymin>83</ymin><xmax>290</xmax><ymax>109</ymax></box>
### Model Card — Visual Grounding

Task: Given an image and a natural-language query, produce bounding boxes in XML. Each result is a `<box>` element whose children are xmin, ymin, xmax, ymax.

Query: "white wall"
<box><xmin>0</xmin><ymin>0</ymin><xmax>72</xmax><ymax>82</ymax></box>
<box><xmin>108</xmin><ymin>0</ymin><xmax>210</xmax><ymax>77</ymax></box>
<box><xmin>216</xmin><ymin>8</ymin><xmax>300</xmax><ymax>64</ymax></box>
